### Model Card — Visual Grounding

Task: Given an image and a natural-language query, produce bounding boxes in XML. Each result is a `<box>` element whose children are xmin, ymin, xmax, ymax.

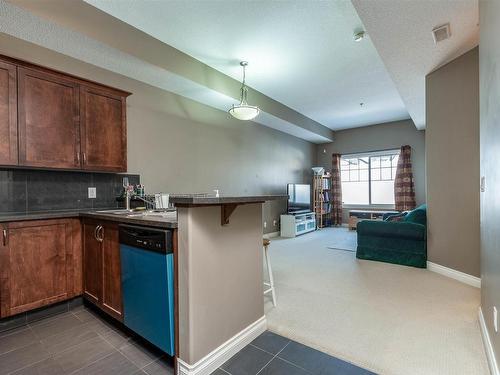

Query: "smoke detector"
<box><xmin>432</xmin><ymin>23</ymin><xmax>451</xmax><ymax>44</ymax></box>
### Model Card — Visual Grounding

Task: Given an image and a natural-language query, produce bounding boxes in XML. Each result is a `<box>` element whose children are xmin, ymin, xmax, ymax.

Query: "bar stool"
<box><xmin>263</xmin><ymin>238</ymin><xmax>277</xmax><ymax>306</ymax></box>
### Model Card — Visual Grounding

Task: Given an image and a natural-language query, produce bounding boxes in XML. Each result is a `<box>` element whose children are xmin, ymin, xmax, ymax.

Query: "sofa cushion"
<box><xmin>357</xmin><ymin>220</ymin><xmax>426</xmax><ymax>240</ymax></box>
<box><xmin>403</xmin><ymin>204</ymin><xmax>427</xmax><ymax>225</ymax></box>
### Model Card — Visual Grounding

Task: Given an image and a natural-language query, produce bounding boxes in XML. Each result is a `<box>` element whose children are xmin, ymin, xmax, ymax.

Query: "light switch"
<box><xmin>88</xmin><ymin>187</ymin><xmax>96</xmax><ymax>199</ymax></box>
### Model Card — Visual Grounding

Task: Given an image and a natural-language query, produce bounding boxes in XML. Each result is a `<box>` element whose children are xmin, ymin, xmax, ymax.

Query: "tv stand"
<box><xmin>280</xmin><ymin>212</ymin><xmax>316</xmax><ymax>237</ymax></box>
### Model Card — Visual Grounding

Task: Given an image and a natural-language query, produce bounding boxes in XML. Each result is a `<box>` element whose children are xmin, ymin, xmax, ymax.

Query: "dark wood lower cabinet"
<box><xmin>82</xmin><ymin>221</ymin><xmax>102</xmax><ymax>305</ymax></box>
<box><xmin>0</xmin><ymin>219</ymin><xmax>82</xmax><ymax>318</ymax></box>
<box><xmin>83</xmin><ymin>219</ymin><xmax>122</xmax><ymax>321</ymax></box>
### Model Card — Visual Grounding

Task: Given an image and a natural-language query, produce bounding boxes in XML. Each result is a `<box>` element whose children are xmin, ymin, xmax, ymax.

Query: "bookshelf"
<box><xmin>313</xmin><ymin>173</ymin><xmax>333</xmax><ymax>228</ymax></box>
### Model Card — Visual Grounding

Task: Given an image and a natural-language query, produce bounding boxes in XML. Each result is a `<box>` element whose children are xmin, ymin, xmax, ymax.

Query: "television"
<box><xmin>287</xmin><ymin>184</ymin><xmax>311</xmax><ymax>214</ymax></box>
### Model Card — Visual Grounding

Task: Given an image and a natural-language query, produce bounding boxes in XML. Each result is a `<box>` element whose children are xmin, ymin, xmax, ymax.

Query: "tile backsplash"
<box><xmin>0</xmin><ymin>169</ymin><xmax>140</xmax><ymax>214</ymax></box>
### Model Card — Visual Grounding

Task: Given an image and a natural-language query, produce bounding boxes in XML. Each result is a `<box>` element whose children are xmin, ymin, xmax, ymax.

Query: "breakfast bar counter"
<box><xmin>172</xmin><ymin>195</ymin><xmax>286</xmax><ymax>374</ymax></box>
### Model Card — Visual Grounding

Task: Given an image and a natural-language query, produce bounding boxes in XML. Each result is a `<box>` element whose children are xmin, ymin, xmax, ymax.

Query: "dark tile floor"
<box><xmin>213</xmin><ymin>331</ymin><xmax>376</xmax><ymax>375</ymax></box>
<box><xmin>0</xmin><ymin>303</ymin><xmax>174</xmax><ymax>375</ymax></box>
<box><xmin>1</xmin><ymin>302</ymin><xmax>375</xmax><ymax>375</ymax></box>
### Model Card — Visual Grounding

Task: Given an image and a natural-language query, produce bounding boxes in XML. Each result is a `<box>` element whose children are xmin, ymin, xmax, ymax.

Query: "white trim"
<box><xmin>177</xmin><ymin>316</ymin><xmax>267</xmax><ymax>375</ymax></box>
<box><xmin>427</xmin><ymin>261</ymin><xmax>481</xmax><ymax>288</ymax></box>
<box><xmin>263</xmin><ymin>231</ymin><xmax>280</xmax><ymax>239</ymax></box>
<box><xmin>479</xmin><ymin>307</ymin><xmax>499</xmax><ymax>375</ymax></box>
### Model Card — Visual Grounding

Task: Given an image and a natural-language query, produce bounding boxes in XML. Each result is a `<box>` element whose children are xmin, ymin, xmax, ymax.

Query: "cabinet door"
<box><xmin>18</xmin><ymin>68</ymin><xmax>81</xmax><ymax>169</ymax></box>
<box><xmin>0</xmin><ymin>224</ymin><xmax>9</xmax><ymax>317</ymax></box>
<box><xmin>1</xmin><ymin>220</ymin><xmax>73</xmax><ymax>317</ymax></box>
<box><xmin>83</xmin><ymin>221</ymin><xmax>102</xmax><ymax>305</ymax></box>
<box><xmin>101</xmin><ymin>222</ymin><xmax>123</xmax><ymax>320</ymax></box>
<box><xmin>0</xmin><ymin>60</ymin><xmax>18</xmax><ymax>166</ymax></box>
<box><xmin>80</xmin><ymin>86</ymin><xmax>126</xmax><ymax>172</ymax></box>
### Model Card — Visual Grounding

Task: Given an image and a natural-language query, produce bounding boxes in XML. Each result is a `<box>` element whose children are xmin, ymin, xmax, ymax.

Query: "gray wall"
<box><xmin>480</xmin><ymin>0</ymin><xmax>500</xmax><ymax>364</ymax></box>
<box><xmin>0</xmin><ymin>34</ymin><xmax>316</xmax><ymax>233</ymax></box>
<box><xmin>426</xmin><ymin>47</ymin><xmax>480</xmax><ymax>277</ymax></box>
<box><xmin>316</xmin><ymin>119</ymin><xmax>426</xmax><ymax>222</ymax></box>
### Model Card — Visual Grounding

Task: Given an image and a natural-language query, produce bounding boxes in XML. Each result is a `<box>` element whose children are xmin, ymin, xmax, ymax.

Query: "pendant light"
<box><xmin>228</xmin><ymin>61</ymin><xmax>260</xmax><ymax>121</ymax></box>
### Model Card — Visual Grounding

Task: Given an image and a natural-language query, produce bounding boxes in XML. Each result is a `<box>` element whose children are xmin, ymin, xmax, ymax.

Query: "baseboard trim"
<box><xmin>479</xmin><ymin>307</ymin><xmax>499</xmax><ymax>375</ymax></box>
<box><xmin>177</xmin><ymin>316</ymin><xmax>267</xmax><ymax>375</ymax></box>
<box><xmin>263</xmin><ymin>231</ymin><xmax>280</xmax><ymax>239</ymax></box>
<box><xmin>427</xmin><ymin>261</ymin><xmax>481</xmax><ymax>288</ymax></box>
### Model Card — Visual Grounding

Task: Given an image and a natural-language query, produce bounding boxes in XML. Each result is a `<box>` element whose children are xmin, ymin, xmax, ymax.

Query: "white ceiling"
<box><xmin>352</xmin><ymin>0</ymin><xmax>479</xmax><ymax>129</ymax></box>
<box><xmin>0</xmin><ymin>0</ymin><xmax>332</xmax><ymax>143</ymax></box>
<box><xmin>84</xmin><ymin>0</ymin><xmax>410</xmax><ymax>131</ymax></box>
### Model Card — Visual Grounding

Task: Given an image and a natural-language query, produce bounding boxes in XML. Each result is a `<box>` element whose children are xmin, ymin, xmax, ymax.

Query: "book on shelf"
<box><xmin>320</xmin><ymin>191</ymin><xmax>330</xmax><ymax>202</ymax></box>
<box><xmin>322</xmin><ymin>178</ymin><xmax>331</xmax><ymax>190</ymax></box>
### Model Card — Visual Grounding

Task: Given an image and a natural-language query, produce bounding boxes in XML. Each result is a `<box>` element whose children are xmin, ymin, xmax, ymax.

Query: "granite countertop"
<box><xmin>170</xmin><ymin>194</ymin><xmax>288</xmax><ymax>205</ymax></box>
<box><xmin>80</xmin><ymin>211</ymin><xmax>177</xmax><ymax>229</ymax></box>
<box><xmin>0</xmin><ymin>209</ymin><xmax>178</xmax><ymax>229</ymax></box>
<box><xmin>0</xmin><ymin>209</ymin><xmax>90</xmax><ymax>223</ymax></box>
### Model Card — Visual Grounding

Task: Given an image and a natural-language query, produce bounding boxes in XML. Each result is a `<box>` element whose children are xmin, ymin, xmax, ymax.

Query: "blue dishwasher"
<box><xmin>119</xmin><ymin>224</ymin><xmax>175</xmax><ymax>356</ymax></box>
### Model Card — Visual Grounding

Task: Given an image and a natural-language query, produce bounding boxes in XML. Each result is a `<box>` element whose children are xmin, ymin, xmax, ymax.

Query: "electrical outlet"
<box><xmin>88</xmin><ymin>187</ymin><xmax>96</xmax><ymax>199</ymax></box>
<box><xmin>494</xmin><ymin>306</ymin><xmax>498</xmax><ymax>333</ymax></box>
<box><xmin>481</xmin><ymin>176</ymin><xmax>486</xmax><ymax>192</ymax></box>
<box><xmin>264</xmin><ymin>221</ymin><xmax>267</xmax><ymax>229</ymax></box>
<box><xmin>273</xmin><ymin>220</ymin><xmax>277</xmax><ymax>227</ymax></box>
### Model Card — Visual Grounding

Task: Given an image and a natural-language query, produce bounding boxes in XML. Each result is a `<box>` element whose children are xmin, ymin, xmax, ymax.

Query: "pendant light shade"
<box><xmin>229</xmin><ymin>61</ymin><xmax>260</xmax><ymax>121</ymax></box>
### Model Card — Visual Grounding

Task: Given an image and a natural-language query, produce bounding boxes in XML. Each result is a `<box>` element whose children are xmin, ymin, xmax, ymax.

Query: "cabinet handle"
<box><xmin>82</xmin><ymin>152</ymin><xmax>87</xmax><ymax>164</ymax></box>
<box><xmin>2</xmin><ymin>229</ymin><xmax>7</xmax><ymax>246</ymax></box>
<box><xmin>98</xmin><ymin>226</ymin><xmax>104</xmax><ymax>242</ymax></box>
<box><xmin>76</xmin><ymin>152</ymin><xmax>81</xmax><ymax>165</ymax></box>
<box><xmin>94</xmin><ymin>225</ymin><xmax>100</xmax><ymax>241</ymax></box>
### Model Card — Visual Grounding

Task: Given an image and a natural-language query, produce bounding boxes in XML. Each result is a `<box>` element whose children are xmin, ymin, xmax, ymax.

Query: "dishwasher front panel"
<box><xmin>120</xmin><ymin>244</ymin><xmax>175</xmax><ymax>356</ymax></box>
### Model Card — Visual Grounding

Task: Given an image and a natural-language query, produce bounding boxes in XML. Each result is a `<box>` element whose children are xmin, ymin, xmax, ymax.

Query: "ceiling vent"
<box><xmin>432</xmin><ymin>23</ymin><xmax>451</xmax><ymax>44</ymax></box>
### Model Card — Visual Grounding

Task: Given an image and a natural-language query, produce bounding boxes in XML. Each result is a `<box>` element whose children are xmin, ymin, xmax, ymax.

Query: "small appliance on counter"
<box><xmin>119</xmin><ymin>224</ymin><xmax>175</xmax><ymax>356</ymax></box>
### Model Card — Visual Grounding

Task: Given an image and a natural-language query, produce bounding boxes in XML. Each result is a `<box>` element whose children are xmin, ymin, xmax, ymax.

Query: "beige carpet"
<box><xmin>264</xmin><ymin>228</ymin><xmax>488</xmax><ymax>375</ymax></box>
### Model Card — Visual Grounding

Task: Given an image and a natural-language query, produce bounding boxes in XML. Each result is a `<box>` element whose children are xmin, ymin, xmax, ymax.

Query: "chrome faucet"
<box><xmin>125</xmin><ymin>188</ymin><xmax>132</xmax><ymax>211</ymax></box>
<box><xmin>122</xmin><ymin>177</ymin><xmax>132</xmax><ymax>211</ymax></box>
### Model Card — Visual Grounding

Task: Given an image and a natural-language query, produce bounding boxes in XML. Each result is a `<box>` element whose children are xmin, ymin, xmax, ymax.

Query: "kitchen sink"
<box><xmin>95</xmin><ymin>209</ymin><xmax>176</xmax><ymax>219</ymax></box>
<box><xmin>142</xmin><ymin>211</ymin><xmax>177</xmax><ymax>218</ymax></box>
<box><xmin>95</xmin><ymin>209</ymin><xmax>145</xmax><ymax>217</ymax></box>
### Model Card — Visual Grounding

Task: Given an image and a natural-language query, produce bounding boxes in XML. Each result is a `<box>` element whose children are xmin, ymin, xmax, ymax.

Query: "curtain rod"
<box><xmin>341</xmin><ymin>147</ymin><xmax>401</xmax><ymax>158</ymax></box>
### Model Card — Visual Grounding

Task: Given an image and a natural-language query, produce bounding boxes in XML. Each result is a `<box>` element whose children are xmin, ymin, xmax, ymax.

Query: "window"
<box><xmin>341</xmin><ymin>150</ymin><xmax>399</xmax><ymax>206</ymax></box>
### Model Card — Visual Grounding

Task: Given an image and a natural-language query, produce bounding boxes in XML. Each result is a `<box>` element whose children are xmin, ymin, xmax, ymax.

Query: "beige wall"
<box><xmin>177</xmin><ymin>204</ymin><xmax>264</xmax><ymax>364</ymax></box>
<box><xmin>0</xmin><ymin>34</ymin><xmax>316</xmax><ymax>233</ymax></box>
<box><xmin>426</xmin><ymin>47</ymin><xmax>480</xmax><ymax>277</ymax></box>
<box><xmin>316</xmin><ymin>119</ymin><xmax>426</xmax><ymax>222</ymax></box>
<box><xmin>480</xmin><ymin>0</ymin><xmax>500</xmax><ymax>363</ymax></box>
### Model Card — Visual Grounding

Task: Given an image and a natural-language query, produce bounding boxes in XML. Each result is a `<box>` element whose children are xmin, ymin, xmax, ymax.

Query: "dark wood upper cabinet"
<box><xmin>80</xmin><ymin>86</ymin><xmax>127</xmax><ymax>172</ymax></box>
<box><xmin>18</xmin><ymin>67</ymin><xmax>81</xmax><ymax>169</ymax></box>
<box><xmin>82</xmin><ymin>219</ymin><xmax>123</xmax><ymax>321</ymax></box>
<box><xmin>0</xmin><ymin>61</ymin><xmax>18</xmax><ymax>166</ymax></box>
<box><xmin>0</xmin><ymin>54</ymin><xmax>130</xmax><ymax>172</ymax></box>
<box><xmin>0</xmin><ymin>219</ymin><xmax>81</xmax><ymax>318</ymax></box>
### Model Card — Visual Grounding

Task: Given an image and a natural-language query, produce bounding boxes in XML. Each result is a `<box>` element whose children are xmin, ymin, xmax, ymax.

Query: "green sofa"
<box><xmin>356</xmin><ymin>204</ymin><xmax>427</xmax><ymax>268</ymax></box>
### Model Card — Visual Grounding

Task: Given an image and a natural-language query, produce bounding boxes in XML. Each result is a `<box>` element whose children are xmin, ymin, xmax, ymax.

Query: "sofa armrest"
<box><xmin>357</xmin><ymin>220</ymin><xmax>426</xmax><ymax>241</ymax></box>
<box><xmin>383</xmin><ymin>212</ymin><xmax>405</xmax><ymax>221</ymax></box>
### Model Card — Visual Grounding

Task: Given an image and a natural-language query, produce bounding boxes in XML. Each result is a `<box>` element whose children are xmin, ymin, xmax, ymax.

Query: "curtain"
<box><xmin>331</xmin><ymin>153</ymin><xmax>343</xmax><ymax>225</ymax></box>
<box><xmin>394</xmin><ymin>145</ymin><xmax>416</xmax><ymax>211</ymax></box>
